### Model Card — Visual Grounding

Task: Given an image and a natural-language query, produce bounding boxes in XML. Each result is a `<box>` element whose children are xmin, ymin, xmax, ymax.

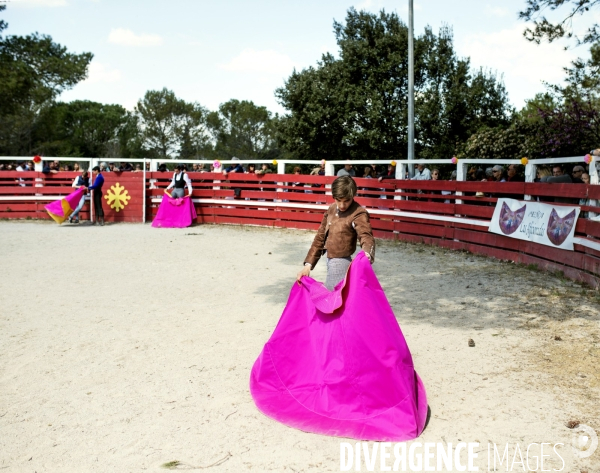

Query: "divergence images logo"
<box><xmin>571</xmin><ymin>424</ymin><xmax>598</xmax><ymax>459</ymax></box>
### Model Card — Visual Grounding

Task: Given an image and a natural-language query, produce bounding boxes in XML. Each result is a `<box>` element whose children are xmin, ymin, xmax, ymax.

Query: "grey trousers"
<box><xmin>325</xmin><ymin>256</ymin><xmax>352</xmax><ymax>291</ymax></box>
<box><xmin>171</xmin><ymin>188</ymin><xmax>185</xmax><ymax>199</ymax></box>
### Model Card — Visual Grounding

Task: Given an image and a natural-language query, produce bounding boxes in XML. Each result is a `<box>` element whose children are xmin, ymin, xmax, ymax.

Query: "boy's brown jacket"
<box><xmin>304</xmin><ymin>200</ymin><xmax>375</xmax><ymax>269</ymax></box>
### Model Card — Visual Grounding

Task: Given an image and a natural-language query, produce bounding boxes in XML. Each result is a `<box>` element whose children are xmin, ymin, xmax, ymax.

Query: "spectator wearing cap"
<box><xmin>337</xmin><ymin>163</ymin><xmax>355</xmax><ymax>177</ymax></box>
<box><xmin>572</xmin><ymin>165</ymin><xmax>585</xmax><ymax>184</ymax></box>
<box><xmin>506</xmin><ymin>164</ymin><xmax>524</xmax><ymax>182</ymax></box>
<box><xmin>224</xmin><ymin>158</ymin><xmax>244</xmax><ymax>174</ymax></box>
<box><xmin>166</xmin><ymin>164</ymin><xmax>192</xmax><ymax>199</ymax></box>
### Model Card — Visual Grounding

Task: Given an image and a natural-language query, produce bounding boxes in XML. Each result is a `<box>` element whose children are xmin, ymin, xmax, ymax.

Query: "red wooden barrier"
<box><xmin>2</xmin><ymin>171</ymin><xmax>600</xmax><ymax>288</ymax></box>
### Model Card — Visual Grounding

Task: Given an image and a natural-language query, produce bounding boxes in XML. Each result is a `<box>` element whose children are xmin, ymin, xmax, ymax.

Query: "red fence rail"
<box><xmin>2</xmin><ymin>171</ymin><xmax>600</xmax><ymax>288</ymax></box>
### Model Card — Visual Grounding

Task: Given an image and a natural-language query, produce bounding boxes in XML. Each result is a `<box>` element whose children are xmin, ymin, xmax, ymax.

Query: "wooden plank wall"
<box><xmin>2</xmin><ymin>171</ymin><xmax>600</xmax><ymax>287</ymax></box>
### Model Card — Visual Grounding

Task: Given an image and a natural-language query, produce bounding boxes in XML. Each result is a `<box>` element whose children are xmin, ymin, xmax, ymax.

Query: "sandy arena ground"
<box><xmin>1</xmin><ymin>221</ymin><xmax>599</xmax><ymax>472</ymax></box>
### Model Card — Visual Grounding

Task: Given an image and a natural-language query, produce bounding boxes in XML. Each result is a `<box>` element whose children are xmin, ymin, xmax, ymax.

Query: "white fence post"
<box><xmin>455</xmin><ymin>162</ymin><xmax>466</xmax><ymax>205</ymax></box>
<box><xmin>524</xmin><ymin>163</ymin><xmax>535</xmax><ymax>201</ymax></box>
<box><xmin>395</xmin><ymin>163</ymin><xmax>406</xmax><ymax>200</ymax></box>
<box><xmin>589</xmin><ymin>161</ymin><xmax>599</xmax><ymax>218</ymax></box>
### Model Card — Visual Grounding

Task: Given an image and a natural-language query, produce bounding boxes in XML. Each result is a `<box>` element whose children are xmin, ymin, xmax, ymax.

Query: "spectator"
<box><xmin>337</xmin><ymin>163</ymin><xmax>355</xmax><ymax>177</ymax></box>
<box><xmin>572</xmin><ymin>165</ymin><xmax>585</xmax><ymax>184</ymax></box>
<box><xmin>16</xmin><ymin>160</ymin><xmax>25</xmax><ymax>172</ymax></box>
<box><xmin>121</xmin><ymin>162</ymin><xmax>133</xmax><ymax>172</ymax></box>
<box><xmin>158</xmin><ymin>163</ymin><xmax>168</xmax><ymax>173</ymax></box>
<box><xmin>68</xmin><ymin>171</ymin><xmax>90</xmax><ymax>224</ymax></box>
<box><xmin>246</xmin><ymin>164</ymin><xmax>256</xmax><ymax>174</ymax></box>
<box><xmin>506</xmin><ymin>164</ymin><xmax>524</xmax><ymax>182</ymax></box>
<box><xmin>108</xmin><ymin>162</ymin><xmax>117</xmax><ymax>172</ymax></box>
<box><xmin>545</xmin><ymin>165</ymin><xmax>576</xmax><ymax>203</ymax></box>
<box><xmin>582</xmin><ymin>172</ymin><xmax>590</xmax><ymax>184</ymax></box>
<box><xmin>491</xmin><ymin>165</ymin><xmax>506</xmax><ymax>182</ymax></box>
<box><xmin>411</xmin><ymin>163</ymin><xmax>431</xmax><ymax>180</ymax></box>
<box><xmin>551</xmin><ymin>165</ymin><xmax>568</xmax><ymax>178</ymax></box>
<box><xmin>484</xmin><ymin>168</ymin><xmax>494</xmax><ymax>181</ymax></box>
<box><xmin>291</xmin><ymin>166</ymin><xmax>303</xmax><ymax>192</ymax></box>
<box><xmin>377</xmin><ymin>164</ymin><xmax>396</xmax><ymax>182</ymax></box>
<box><xmin>0</xmin><ymin>164</ymin><xmax>4</xmax><ymax>171</ymax></box>
<box><xmin>42</xmin><ymin>161</ymin><xmax>58</xmax><ymax>174</ymax></box>
<box><xmin>467</xmin><ymin>166</ymin><xmax>479</xmax><ymax>181</ymax></box>
<box><xmin>535</xmin><ymin>166</ymin><xmax>551</xmax><ymax>182</ymax></box>
<box><xmin>442</xmin><ymin>171</ymin><xmax>455</xmax><ymax>203</ymax></box>
<box><xmin>224</xmin><ymin>158</ymin><xmax>244</xmax><ymax>198</ymax></box>
<box><xmin>362</xmin><ymin>166</ymin><xmax>373</xmax><ymax>178</ymax></box>
<box><xmin>73</xmin><ymin>163</ymin><xmax>81</xmax><ymax>172</ymax></box>
<box><xmin>255</xmin><ymin>163</ymin><xmax>273</xmax><ymax>175</ymax></box>
<box><xmin>100</xmin><ymin>162</ymin><xmax>110</xmax><ymax>172</ymax></box>
<box><xmin>224</xmin><ymin>159</ymin><xmax>244</xmax><ymax>174</ymax></box>
<box><xmin>431</xmin><ymin>168</ymin><xmax>440</xmax><ymax>180</ymax></box>
<box><xmin>133</xmin><ymin>164</ymin><xmax>142</xmax><ymax>172</ymax></box>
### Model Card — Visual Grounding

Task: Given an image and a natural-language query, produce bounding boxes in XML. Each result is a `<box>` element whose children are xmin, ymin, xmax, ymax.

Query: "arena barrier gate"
<box><xmin>1</xmin><ymin>170</ymin><xmax>600</xmax><ymax>288</ymax></box>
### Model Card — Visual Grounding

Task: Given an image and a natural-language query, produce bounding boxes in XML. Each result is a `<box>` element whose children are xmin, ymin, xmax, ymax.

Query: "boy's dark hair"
<box><xmin>332</xmin><ymin>175</ymin><xmax>357</xmax><ymax>200</ymax></box>
<box><xmin>92</xmin><ymin>166</ymin><xmax>100</xmax><ymax>171</ymax></box>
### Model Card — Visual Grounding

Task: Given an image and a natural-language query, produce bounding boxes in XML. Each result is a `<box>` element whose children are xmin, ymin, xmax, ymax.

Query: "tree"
<box><xmin>32</xmin><ymin>100</ymin><xmax>133</xmax><ymax>157</ymax></box>
<box><xmin>276</xmin><ymin>9</ymin><xmax>512</xmax><ymax>161</ymax></box>
<box><xmin>0</xmin><ymin>5</ymin><xmax>93</xmax><ymax>155</ymax></box>
<box><xmin>134</xmin><ymin>88</ymin><xmax>210</xmax><ymax>159</ymax></box>
<box><xmin>209</xmin><ymin>99</ymin><xmax>278</xmax><ymax>160</ymax></box>
<box><xmin>519</xmin><ymin>0</ymin><xmax>600</xmax><ymax>45</ymax></box>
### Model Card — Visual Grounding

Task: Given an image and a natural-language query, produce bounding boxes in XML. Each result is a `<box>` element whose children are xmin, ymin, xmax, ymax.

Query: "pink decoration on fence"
<box><xmin>250</xmin><ymin>251</ymin><xmax>428</xmax><ymax>441</ymax></box>
<box><xmin>451</xmin><ymin>156</ymin><xmax>458</xmax><ymax>164</ymax></box>
<box><xmin>151</xmin><ymin>194</ymin><xmax>197</xmax><ymax>228</ymax></box>
<box><xmin>213</xmin><ymin>160</ymin><xmax>221</xmax><ymax>169</ymax></box>
<box><xmin>585</xmin><ymin>154</ymin><xmax>593</xmax><ymax>164</ymax></box>
<box><xmin>44</xmin><ymin>187</ymin><xmax>85</xmax><ymax>224</ymax></box>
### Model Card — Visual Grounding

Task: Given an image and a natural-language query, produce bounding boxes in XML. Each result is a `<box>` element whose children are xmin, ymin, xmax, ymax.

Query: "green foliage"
<box><xmin>0</xmin><ymin>6</ymin><xmax>93</xmax><ymax>155</ymax></box>
<box><xmin>519</xmin><ymin>0</ymin><xmax>600</xmax><ymax>45</ymax></box>
<box><xmin>134</xmin><ymin>88</ymin><xmax>210</xmax><ymax>159</ymax></box>
<box><xmin>32</xmin><ymin>100</ymin><xmax>131</xmax><ymax>157</ymax></box>
<box><xmin>276</xmin><ymin>9</ymin><xmax>512</xmax><ymax>161</ymax></box>
<box><xmin>208</xmin><ymin>99</ymin><xmax>279</xmax><ymax>160</ymax></box>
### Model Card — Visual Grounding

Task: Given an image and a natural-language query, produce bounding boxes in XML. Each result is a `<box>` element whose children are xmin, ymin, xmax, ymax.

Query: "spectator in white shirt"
<box><xmin>411</xmin><ymin>164</ymin><xmax>431</xmax><ymax>180</ymax></box>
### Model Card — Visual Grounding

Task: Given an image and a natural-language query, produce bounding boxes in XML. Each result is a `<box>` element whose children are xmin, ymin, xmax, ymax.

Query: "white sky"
<box><xmin>3</xmin><ymin>0</ymin><xmax>594</xmax><ymax>114</ymax></box>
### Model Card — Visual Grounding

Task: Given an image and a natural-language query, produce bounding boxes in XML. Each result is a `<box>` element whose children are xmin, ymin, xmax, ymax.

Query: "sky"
<box><xmin>2</xmin><ymin>0</ymin><xmax>596</xmax><ymax>115</ymax></box>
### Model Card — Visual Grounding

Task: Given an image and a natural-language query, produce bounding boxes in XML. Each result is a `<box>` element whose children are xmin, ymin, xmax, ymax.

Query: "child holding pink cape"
<box><xmin>250</xmin><ymin>176</ymin><xmax>428</xmax><ymax>441</ymax></box>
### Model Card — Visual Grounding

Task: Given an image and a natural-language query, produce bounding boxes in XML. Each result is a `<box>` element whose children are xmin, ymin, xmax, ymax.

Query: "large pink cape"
<box><xmin>250</xmin><ymin>252</ymin><xmax>428</xmax><ymax>441</ymax></box>
<box><xmin>44</xmin><ymin>187</ymin><xmax>85</xmax><ymax>224</ymax></box>
<box><xmin>152</xmin><ymin>193</ymin><xmax>197</xmax><ymax>228</ymax></box>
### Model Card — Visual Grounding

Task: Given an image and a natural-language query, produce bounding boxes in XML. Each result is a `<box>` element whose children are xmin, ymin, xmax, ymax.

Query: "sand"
<box><xmin>0</xmin><ymin>221</ymin><xmax>598</xmax><ymax>472</ymax></box>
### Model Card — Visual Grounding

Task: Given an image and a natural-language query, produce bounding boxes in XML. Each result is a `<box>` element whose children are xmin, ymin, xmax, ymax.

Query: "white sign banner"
<box><xmin>489</xmin><ymin>198</ymin><xmax>580</xmax><ymax>251</ymax></box>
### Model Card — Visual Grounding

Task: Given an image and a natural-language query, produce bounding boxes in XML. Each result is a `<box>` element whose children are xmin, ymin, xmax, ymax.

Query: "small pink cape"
<box><xmin>250</xmin><ymin>252</ymin><xmax>428</xmax><ymax>441</ymax></box>
<box><xmin>152</xmin><ymin>194</ymin><xmax>197</xmax><ymax>228</ymax></box>
<box><xmin>44</xmin><ymin>187</ymin><xmax>85</xmax><ymax>224</ymax></box>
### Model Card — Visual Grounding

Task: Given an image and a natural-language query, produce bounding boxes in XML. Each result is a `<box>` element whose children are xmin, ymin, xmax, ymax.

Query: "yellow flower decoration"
<box><xmin>521</xmin><ymin>157</ymin><xmax>528</xmax><ymax>165</ymax></box>
<box><xmin>272</xmin><ymin>160</ymin><xmax>278</xmax><ymax>165</ymax></box>
<box><xmin>390</xmin><ymin>160</ymin><xmax>397</xmax><ymax>167</ymax></box>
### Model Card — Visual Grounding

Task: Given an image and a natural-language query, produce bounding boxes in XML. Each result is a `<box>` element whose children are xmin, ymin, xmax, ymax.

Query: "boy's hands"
<box><xmin>297</xmin><ymin>265</ymin><xmax>311</xmax><ymax>284</ymax></box>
